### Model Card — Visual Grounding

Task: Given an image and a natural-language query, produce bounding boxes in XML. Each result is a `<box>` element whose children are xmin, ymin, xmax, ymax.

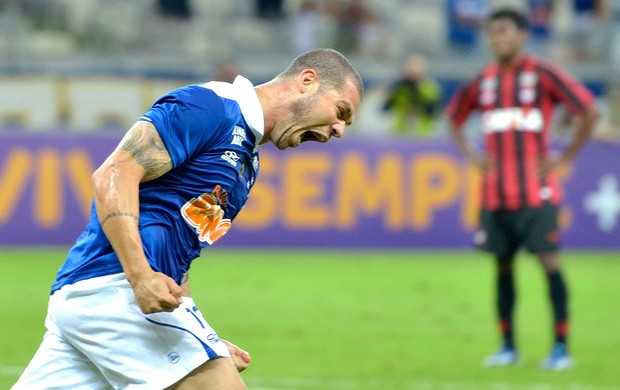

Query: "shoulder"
<box><xmin>526</xmin><ymin>55</ymin><xmax>572</xmax><ymax>77</ymax></box>
<box><xmin>163</xmin><ymin>83</ymin><xmax>220</xmax><ymax>101</ymax></box>
<box><xmin>461</xmin><ymin>61</ymin><xmax>496</xmax><ymax>86</ymax></box>
<box><xmin>200</xmin><ymin>77</ymin><xmax>256</xmax><ymax>110</ymax></box>
<box><xmin>151</xmin><ymin>84</ymin><xmax>227</xmax><ymax>118</ymax></box>
<box><xmin>203</xmin><ymin>76</ymin><xmax>264</xmax><ymax>141</ymax></box>
<box><xmin>459</xmin><ymin>72</ymin><xmax>485</xmax><ymax>93</ymax></box>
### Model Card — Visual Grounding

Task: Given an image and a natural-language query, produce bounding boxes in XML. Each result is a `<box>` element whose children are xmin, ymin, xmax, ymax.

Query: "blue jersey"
<box><xmin>51</xmin><ymin>76</ymin><xmax>264</xmax><ymax>294</ymax></box>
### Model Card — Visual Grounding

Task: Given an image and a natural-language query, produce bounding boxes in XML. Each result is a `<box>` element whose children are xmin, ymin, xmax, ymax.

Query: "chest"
<box><xmin>184</xmin><ymin>146</ymin><xmax>258</xmax><ymax>216</ymax></box>
<box><xmin>477</xmin><ymin>70</ymin><xmax>541</xmax><ymax>108</ymax></box>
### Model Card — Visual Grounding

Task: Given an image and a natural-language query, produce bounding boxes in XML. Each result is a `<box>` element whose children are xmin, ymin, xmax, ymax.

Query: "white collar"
<box><xmin>201</xmin><ymin>76</ymin><xmax>264</xmax><ymax>143</ymax></box>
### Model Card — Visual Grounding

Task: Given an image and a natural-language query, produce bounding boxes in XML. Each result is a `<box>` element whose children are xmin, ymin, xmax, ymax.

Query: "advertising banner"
<box><xmin>0</xmin><ymin>133</ymin><xmax>618</xmax><ymax>248</ymax></box>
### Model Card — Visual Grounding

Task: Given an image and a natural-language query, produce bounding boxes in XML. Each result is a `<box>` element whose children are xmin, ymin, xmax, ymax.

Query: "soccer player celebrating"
<box><xmin>13</xmin><ymin>48</ymin><xmax>363</xmax><ymax>389</ymax></box>
<box><xmin>446</xmin><ymin>9</ymin><xmax>598</xmax><ymax>370</ymax></box>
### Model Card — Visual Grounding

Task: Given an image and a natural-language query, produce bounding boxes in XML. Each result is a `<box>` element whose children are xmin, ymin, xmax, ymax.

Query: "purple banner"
<box><xmin>0</xmin><ymin>133</ymin><xmax>618</xmax><ymax>248</ymax></box>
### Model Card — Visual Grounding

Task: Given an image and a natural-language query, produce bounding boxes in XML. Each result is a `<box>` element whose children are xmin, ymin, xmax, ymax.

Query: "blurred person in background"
<box><xmin>157</xmin><ymin>0</ymin><xmax>193</xmax><ymax>20</ymax></box>
<box><xmin>334</xmin><ymin>0</ymin><xmax>385</xmax><ymax>56</ymax></box>
<box><xmin>12</xmin><ymin>48</ymin><xmax>363</xmax><ymax>390</ymax></box>
<box><xmin>153</xmin><ymin>0</ymin><xmax>193</xmax><ymax>54</ymax></box>
<box><xmin>334</xmin><ymin>0</ymin><xmax>366</xmax><ymax>53</ymax></box>
<box><xmin>213</xmin><ymin>59</ymin><xmax>240</xmax><ymax>83</ymax></box>
<box><xmin>255</xmin><ymin>0</ymin><xmax>285</xmax><ymax>20</ymax></box>
<box><xmin>354</xmin><ymin>3</ymin><xmax>388</xmax><ymax>58</ymax></box>
<box><xmin>571</xmin><ymin>0</ymin><xmax>608</xmax><ymax>61</ymax></box>
<box><xmin>605</xmin><ymin>0</ymin><xmax>620</xmax><ymax>142</ymax></box>
<box><xmin>446</xmin><ymin>8</ymin><xmax>598</xmax><ymax>371</ymax></box>
<box><xmin>527</xmin><ymin>0</ymin><xmax>556</xmax><ymax>57</ymax></box>
<box><xmin>611</xmin><ymin>0</ymin><xmax>620</xmax><ymax>64</ymax></box>
<box><xmin>446</xmin><ymin>0</ymin><xmax>489</xmax><ymax>55</ymax></box>
<box><xmin>382</xmin><ymin>54</ymin><xmax>442</xmax><ymax>137</ymax></box>
<box><xmin>291</xmin><ymin>0</ymin><xmax>326</xmax><ymax>54</ymax></box>
<box><xmin>605</xmin><ymin>85</ymin><xmax>620</xmax><ymax>142</ymax></box>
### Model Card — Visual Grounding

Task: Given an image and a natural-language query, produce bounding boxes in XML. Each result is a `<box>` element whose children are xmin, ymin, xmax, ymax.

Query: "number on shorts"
<box><xmin>185</xmin><ymin>306</ymin><xmax>205</xmax><ymax>329</ymax></box>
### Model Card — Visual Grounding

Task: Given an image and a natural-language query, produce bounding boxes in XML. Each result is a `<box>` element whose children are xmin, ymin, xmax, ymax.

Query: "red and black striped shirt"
<box><xmin>446</xmin><ymin>54</ymin><xmax>594</xmax><ymax>211</ymax></box>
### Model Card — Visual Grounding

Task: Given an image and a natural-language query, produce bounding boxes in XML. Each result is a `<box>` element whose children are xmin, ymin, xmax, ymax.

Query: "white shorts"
<box><xmin>12</xmin><ymin>273</ymin><xmax>230</xmax><ymax>390</ymax></box>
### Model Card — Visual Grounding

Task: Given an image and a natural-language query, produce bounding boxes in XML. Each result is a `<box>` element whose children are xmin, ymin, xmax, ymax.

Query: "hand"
<box><xmin>130</xmin><ymin>271</ymin><xmax>184</xmax><ymax>314</ymax></box>
<box><xmin>537</xmin><ymin>154</ymin><xmax>568</xmax><ymax>176</ymax></box>
<box><xmin>222</xmin><ymin>339</ymin><xmax>251</xmax><ymax>372</ymax></box>
<box><xmin>472</xmin><ymin>154</ymin><xmax>495</xmax><ymax>173</ymax></box>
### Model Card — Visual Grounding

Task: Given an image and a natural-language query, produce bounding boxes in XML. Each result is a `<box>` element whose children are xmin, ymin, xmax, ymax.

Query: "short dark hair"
<box><xmin>487</xmin><ymin>8</ymin><xmax>529</xmax><ymax>31</ymax></box>
<box><xmin>277</xmin><ymin>48</ymin><xmax>364</xmax><ymax>99</ymax></box>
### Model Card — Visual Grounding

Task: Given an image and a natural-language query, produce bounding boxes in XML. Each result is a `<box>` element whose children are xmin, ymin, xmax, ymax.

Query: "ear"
<box><xmin>297</xmin><ymin>69</ymin><xmax>318</xmax><ymax>93</ymax></box>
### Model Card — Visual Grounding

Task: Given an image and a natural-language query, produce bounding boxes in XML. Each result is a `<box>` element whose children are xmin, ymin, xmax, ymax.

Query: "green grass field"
<box><xmin>1</xmin><ymin>248</ymin><xmax>619</xmax><ymax>389</ymax></box>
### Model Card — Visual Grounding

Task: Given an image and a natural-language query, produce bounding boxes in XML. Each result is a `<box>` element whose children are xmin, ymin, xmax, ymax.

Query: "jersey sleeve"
<box><xmin>539</xmin><ymin>62</ymin><xmax>595</xmax><ymax>115</ymax></box>
<box><xmin>445</xmin><ymin>77</ymin><xmax>481</xmax><ymax>129</ymax></box>
<box><xmin>141</xmin><ymin>85</ymin><xmax>226</xmax><ymax>168</ymax></box>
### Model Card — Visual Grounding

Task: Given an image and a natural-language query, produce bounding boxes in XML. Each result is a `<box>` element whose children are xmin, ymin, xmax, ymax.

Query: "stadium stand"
<box><xmin>0</xmin><ymin>0</ymin><xmax>616</xmax><ymax>139</ymax></box>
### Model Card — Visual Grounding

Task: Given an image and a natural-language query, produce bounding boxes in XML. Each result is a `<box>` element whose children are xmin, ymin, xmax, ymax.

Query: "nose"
<box><xmin>491</xmin><ymin>33</ymin><xmax>504</xmax><ymax>44</ymax></box>
<box><xmin>331</xmin><ymin>122</ymin><xmax>345</xmax><ymax>139</ymax></box>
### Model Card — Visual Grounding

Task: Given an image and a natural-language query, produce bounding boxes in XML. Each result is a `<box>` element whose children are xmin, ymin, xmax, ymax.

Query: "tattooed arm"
<box><xmin>92</xmin><ymin>120</ymin><xmax>183</xmax><ymax>314</ymax></box>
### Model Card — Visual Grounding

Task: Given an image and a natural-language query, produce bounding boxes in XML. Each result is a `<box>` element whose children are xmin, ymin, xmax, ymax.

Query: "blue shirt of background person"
<box><xmin>446</xmin><ymin>0</ymin><xmax>489</xmax><ymax>51</ymax></box>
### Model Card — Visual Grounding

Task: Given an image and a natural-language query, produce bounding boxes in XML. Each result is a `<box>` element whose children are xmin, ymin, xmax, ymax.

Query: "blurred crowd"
<box><xmin>0</xmin><ymin>0</ymin><xmax>618</xmax><ymax>142</ymax></box>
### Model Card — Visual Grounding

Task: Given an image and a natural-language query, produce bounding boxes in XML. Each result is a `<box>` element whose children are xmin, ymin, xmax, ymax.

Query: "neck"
<box><xmin>255</xmin><ymin>80</ymin><xmax>291</xmax><ymax>145</ymax></box>
<box><xmin>498</xmin><ymin>52</ymin><xmax>524</xmax><ymax>68</ymax></box>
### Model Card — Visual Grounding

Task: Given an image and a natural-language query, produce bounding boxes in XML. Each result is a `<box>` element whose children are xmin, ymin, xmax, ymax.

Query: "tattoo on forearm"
<box><xmin>119</xmin><ymin>122</ymin><xmax>172</xmax><ymax>181</ymax></box>
<box><xmin>100</xmin><ymin>211</ymin><xmax>140</xmax><ymax>227</ymax></box>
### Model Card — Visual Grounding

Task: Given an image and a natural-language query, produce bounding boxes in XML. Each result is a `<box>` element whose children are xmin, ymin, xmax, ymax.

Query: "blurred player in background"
<box><xmin>382</xmin><ymin>53</ymin><xmax>442</xmax><ymax>137</ymax></box>
<box><xmin>446</xmin><ymin>9</ymin><xmax>598</xmax><ymax>370</ymax></box>
<box><xmin>12</xmin><ymin>48</ymin><xmax>363</xmax><ymax>390</ymax></box>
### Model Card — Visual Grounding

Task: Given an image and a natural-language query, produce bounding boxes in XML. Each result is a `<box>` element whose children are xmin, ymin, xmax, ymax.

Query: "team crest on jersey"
<box><xmin>519</xmin><ymin>72</ymin><xmax>538</xmax><ymax>86</ymax></box>
<box><xmin>480</xmin><ymin>78</ymin><xmax>496</xmax><ymax>90</ymax></box>
<box><xmin>479</xmin><ymin>77</ymin><xmax>497</xmax><ymax>105</ymax></box>
<box><xmin>518</xmin><ymin>72</ymin><xmax>538</xmax><ymax>103</ymax></box>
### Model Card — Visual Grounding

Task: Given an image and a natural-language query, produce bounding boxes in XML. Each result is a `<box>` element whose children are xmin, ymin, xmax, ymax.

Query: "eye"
<box><xmin>336</xmin><ymin>105</ymin><xmax>352</xmax><ymax>126</ymax></box>
<box><xmin>337</xmin><ymin>107</ymin><xmax>345</xmax><ymax>119</ymax></box>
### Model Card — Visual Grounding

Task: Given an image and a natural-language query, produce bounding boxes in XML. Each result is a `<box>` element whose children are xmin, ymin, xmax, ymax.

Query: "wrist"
<box><xmin>124</xmin><ymin>262</ymin><xmax>154</xmax><ymax>286</ymax></box>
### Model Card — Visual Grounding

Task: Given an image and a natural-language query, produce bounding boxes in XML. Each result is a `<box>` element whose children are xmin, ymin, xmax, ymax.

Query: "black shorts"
<box><xmin>475</xmin><ymin>204</ymin><xmax>560</xmax><ymax>258</ymax></box>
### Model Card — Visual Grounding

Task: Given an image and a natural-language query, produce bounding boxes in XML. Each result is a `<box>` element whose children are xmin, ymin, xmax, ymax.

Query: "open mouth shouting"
<box><xmin>300</xmin><ymin>130</ymin><xmax>328</xmax><ymax>144</ymax></box>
